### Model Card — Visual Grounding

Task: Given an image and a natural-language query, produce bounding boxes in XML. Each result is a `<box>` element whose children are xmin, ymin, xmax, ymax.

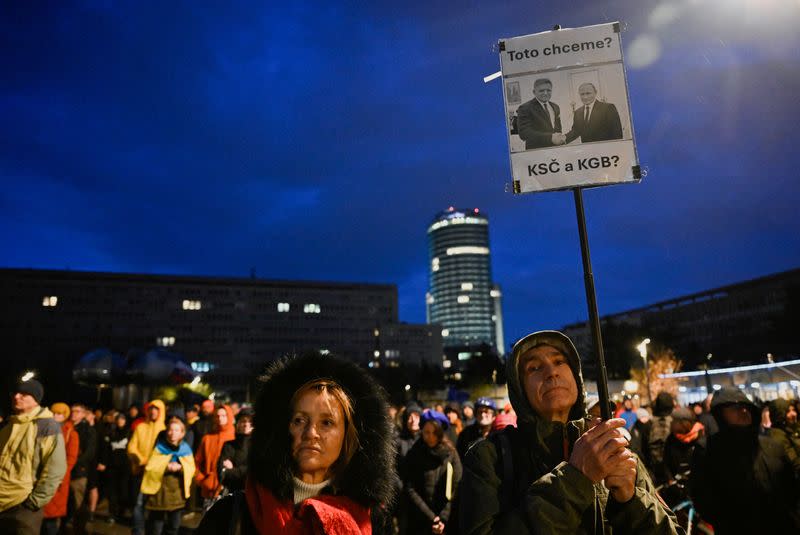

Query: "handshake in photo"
<box><xmin>551</xmin><ymin>133</ymin><xmax>567</xmax><ymax>145</ymax></box>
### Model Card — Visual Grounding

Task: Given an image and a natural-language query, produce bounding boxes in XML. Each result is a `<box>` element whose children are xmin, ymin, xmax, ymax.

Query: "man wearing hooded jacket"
<box><xmin>458</xmin><ymin>330</ymin><xmax>681</xmax><ymax>534</ymax></box>
<box><xmin>690</xmin><ymin>387</ymin><xmax>800</xmax><ymax>534</ymax></box>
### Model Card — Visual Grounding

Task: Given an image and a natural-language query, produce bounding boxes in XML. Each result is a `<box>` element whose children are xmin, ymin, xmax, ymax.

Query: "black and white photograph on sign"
<box><xmin>506</xmin><ymin>63</ymin><xmax>632</xmax><ymax>153</ymax></box>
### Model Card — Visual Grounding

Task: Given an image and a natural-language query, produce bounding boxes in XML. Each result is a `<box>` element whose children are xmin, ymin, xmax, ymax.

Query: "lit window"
<box><xmin>446</xmin><ymin>246</ymin><xmax>490</xmax><ymax>256</ymax></box>
<box><xmin>431</xmin><ymin>257</ymin><xmax>440</xmax><ymax>272</ymax></box>
<box><xmin>426</xmin><ymin>293</ymin><xmax>435</xmax><ymax>304</ymax></box>
<box><xmin>458</xmin><ymin>352</ymin><xmax>472</xmax><ymax>361</ymax></box>
<box><xmin>277</xmin><ymin>302</ymin><xmax>290</xmax><ymax>312</ymax></box>
<box><xmin>191</xmin><ymin>362</ymin><xmax>213</xmax><ymax>373</ymax></box>
<box><xmin>443</xmin><ymin>360</ymin><xmax>452</xmax><ymax>369</ymax></box>
<box><xmin>374</xmin><ymin>328</ymin><xmax>380</xmax><ymax>337</ymax></box>
<box><xmin>385</xmin><ymin>349</ymin><xmax>400</xmax><ymax>358</ymax></box>
<box><xmin>157</xmin><ymin>336</ymin><xmax>176</xmax><ymax>347</ymax></box>
<box><xmin>490</xmin><ymin>289</ymin><xmax>501</xmax><ymax>298</ymax></box>
<box><xmin>182</xmin><ymin>300</ymin><xmax>202</xmax><ymax>310</ymax></box>
<box><xmin>457</xmin><ymin>295</ymin><xmax>470</xmax><ymax>304</ymax></box>
<box><xmin>42</xmin><ymin>296</ymin><xmax>58</xmax><ymax>307</ymax></box>
<box><xmin>374</xmin><ymin>350</ymin><xmax>381</xmax><ymax>358</ymax></box>
<box><xmin>461</xmin><ymin>282</ymin><xmax>473</xmax><ymax>291</ymax></box>
<box><xmin>442</xmin><ymin>329</ymin><xmax>450</xmax><ymax>337</ymax></box>
<box><xmin>303</xmin><ymin>303</ymin><xmax>321</xmax><ymax>314</ymax></box>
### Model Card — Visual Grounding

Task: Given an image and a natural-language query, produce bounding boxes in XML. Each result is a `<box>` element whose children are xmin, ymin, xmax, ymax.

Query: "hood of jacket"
<box><xmin>249</xmin><ymin>352</ymin><xmax>396</xmax><ymax>508</ymax></box>
<box><xmin>768</xmin><ymin>398</ymin><xmax>790</xmax><ymax>430</ymax></box>
<box><xmin>506</xmin><ymin>331</ymin><xmax>588</xmax><ymax>467</ymax></box>
<box><xmin>653</xmin><ymin>392</ymin><xmax>675</xmax><ymax>417</ymax></box>
<box><xmin>710</xmin><ymin>387</ymin><xmax>761</xmax><ymax>432</ymax></box>
<box><xmin>508</xmin><ymin>331</ymin><xmax>586</xmax><ymax>426</ymax></box>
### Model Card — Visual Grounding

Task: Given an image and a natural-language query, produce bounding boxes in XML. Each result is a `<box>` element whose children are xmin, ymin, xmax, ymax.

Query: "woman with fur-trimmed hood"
<box><xmin>196</xmin><ymin>352</ymin><xmax>396</xmax><ymax>535</ymax></box>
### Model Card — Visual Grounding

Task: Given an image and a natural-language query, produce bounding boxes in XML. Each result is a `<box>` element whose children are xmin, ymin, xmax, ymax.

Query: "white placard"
<box><xmin>500</xmin><ymin>22</ymin><xmax>639</xmax><ymax>193</ymax></box>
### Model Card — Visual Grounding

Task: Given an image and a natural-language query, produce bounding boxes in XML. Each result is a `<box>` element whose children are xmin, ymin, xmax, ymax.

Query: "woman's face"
<box><xmin>289</xmin><ymin>389</ymin><xmax>345</xmax><ymax>484</ymax></box>
<box><xmin>167</xmin><ymin>422</ymin><xmax>185</xmax><ymax>445</ymax></box>
<box><xmin>422</xmin><ymin>421</ymin><xmax>440</xmax><ymax>448</ymax></box>
<box><xmin>216</xmin><ymin>407</ymin><xmax>228</xmax><ymax>427</ymax></box>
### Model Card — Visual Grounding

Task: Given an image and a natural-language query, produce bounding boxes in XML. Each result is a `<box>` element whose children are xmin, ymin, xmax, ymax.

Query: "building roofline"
<box><xmin>0</xmin><ymin>267</ymin><xmax>398</xmax><ymax>292</ymax></box>
<box><xmin>562</xmin><ymin>266</ymin><xmax>800</xmax><ymax>329</ymax></box>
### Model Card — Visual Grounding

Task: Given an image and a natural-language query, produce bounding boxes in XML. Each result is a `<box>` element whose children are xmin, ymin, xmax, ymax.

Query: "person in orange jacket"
<box><xmin>194</xmin><ymin>405</ymin><xmax>234</xmax><ymax>507</ymax></box>
<box><xmin>41</xmin><ymin>403</ymin><xmax>80</xmax><ymax>535</ymax></box>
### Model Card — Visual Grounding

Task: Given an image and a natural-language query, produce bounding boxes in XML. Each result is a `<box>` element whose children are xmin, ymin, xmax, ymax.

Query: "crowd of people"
<box><xmin>1</xmin><ymin>329</ymin><xmax>800</xmax><ymax>534</ymax></box>
<box><xmin>0</xmin><ymin>381</ymin><xmax>255</xmax><ymax>535</ymax></box>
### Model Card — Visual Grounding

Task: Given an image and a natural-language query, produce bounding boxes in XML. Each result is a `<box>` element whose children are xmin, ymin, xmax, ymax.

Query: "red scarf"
<box><xmin>245</xmin><ymin>478</ymin><xmax>371</xmax><ymax>535</ymax></box>
<box><xmin>675</xmin><ymin>421</ymin><xmax>705</xmax><ymax>444</ymax></box>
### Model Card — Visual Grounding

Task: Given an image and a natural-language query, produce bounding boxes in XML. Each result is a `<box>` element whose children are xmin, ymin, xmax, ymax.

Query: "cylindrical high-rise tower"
<box><xmin>426</xmin><ymin>207</ymin><xmax>504</xmax><ymax>355</ymax></box>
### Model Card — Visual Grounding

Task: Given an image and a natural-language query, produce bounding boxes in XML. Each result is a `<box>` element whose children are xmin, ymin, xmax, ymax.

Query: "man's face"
<box><xmin>476</xmin><ymin>406</ymin><xmax>495</xmax><ymax>427</ymax></box>
<box><xmin>236</xmin><ymin>417</ymin><xmax>253</xmax><ymax>435</ymax></box>
<box><xmin>721</xmin><ymin>404</ymin><xmax>752</xmax><ymax>427</ymax></box>
<box><xmin>787</xmin><ymin>405</ymin><xmax>798</xmax><ymax>424</ymax></box>
<box><xmin>446</xmin><ymin>411</ymin><xmax>458</xmax><ymax>425</ymax></box>
<box><xmin>13</xmin><ymin>392</ymin><xmax>38</xmax><ymax>414</ymax></box>
<box><xmin>70</xmin><ymin>405</ymin><xmax>85</xmax><ymax>423</ymax></box>
<box><xmin>462</xmin><ymin>406</ymin><xmax>474</xmax><ymax>420</ymax></box>
<box><xmin>406</xmin><ymin>411</ymin><xmax>420</xmax><ymax>433</ymax></box>
<box><xmin>534</xmin><ymin>83</ymin><xmax>552</xmax><ymax>103</ymax></box>
<box><xmin>148</xmin><ymin>406</ymin><xmax>160</xmax><ymax>422</ymax></box>
<box><xmin>623</xmin><ymin>399</ymin><xmax>633</xmax><ymax>410</ymax></box>
<box><xmin>579</xmin><ymin>84</ymin><xmax>597</xmax><ymax>105</ymax></box>
<box><xmin>520</xmin><ymin>345</ymin><xmax>578</xmax><ymax>423</ymax></box>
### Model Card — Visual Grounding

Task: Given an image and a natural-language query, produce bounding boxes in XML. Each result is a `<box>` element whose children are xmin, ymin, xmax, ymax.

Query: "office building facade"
<box><xmin>426</xmin><ymin>207</ymin><xmax>505</xmax><ymax>356</ymax></box>
<box><xmin>562</xmin><ymin>267</ymin><xmax>800</xmax><ymax>371</ymax></box>
<box><xmin>0</xmin><ymin>268</ymin><xmax>442</xmax><ymax>400</ymax></box>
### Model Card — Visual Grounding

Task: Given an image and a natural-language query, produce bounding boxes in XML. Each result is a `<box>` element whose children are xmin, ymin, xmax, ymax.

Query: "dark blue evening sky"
<box><xmin>3</xmin><ymin>1</ymin><xmax>799</xmax><ymax>352</ymax></box>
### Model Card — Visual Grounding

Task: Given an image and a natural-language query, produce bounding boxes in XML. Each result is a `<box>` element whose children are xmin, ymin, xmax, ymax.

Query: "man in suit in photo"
<box><xmin>565</xmin><ymin>82</ymin><xmax>623</xmax><ymax>144</ymax></box>
<box><xmin>515</xmin><ymin>78</ymin><xmax>565</xmax><ymax>150</ymax></box>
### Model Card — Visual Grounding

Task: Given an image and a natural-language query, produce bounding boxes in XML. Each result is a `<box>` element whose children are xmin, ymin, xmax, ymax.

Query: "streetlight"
<box><xmin>636</xmin><ymin>339</ymin><xmax>651</xmax><ymax>406</ymax></box>
<box><xmin>704</xmin><ymin>353</ymin><xmax>713</xmax><ymax>393</ymax></box>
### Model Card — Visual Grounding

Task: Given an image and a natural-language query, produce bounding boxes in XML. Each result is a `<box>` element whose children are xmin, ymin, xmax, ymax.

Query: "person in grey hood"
<box><xmin>458</xmin><ymin>330</ymin><xmax>681</xmax><ymax>534</ymax></box>
<box><xmin>690</xmin><ymin>387</ymin><xmax>800</xmax><ymax>534</ymax></box>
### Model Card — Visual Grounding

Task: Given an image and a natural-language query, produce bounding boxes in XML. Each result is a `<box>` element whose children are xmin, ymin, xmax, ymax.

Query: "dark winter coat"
<box><xmin>458</xmin><ymin>330</ymin><xmax>682</xmax><ymax>535</ymax></box>
<box><xmin>690</xmin><ymin>387</ymin><xmax>800</xmax><ymax>534</ymax></box>
<box><xmin>99</xmin><ymin>425</ymin><xmax>130</xmax><ymax>472</ymax></box>
<box><xmin>71</xmin><ymin>419</ymin><xmax>97</xmax><ymax>479</ymax></box>
<box><xmin>196</xmin><ymin>352</ymin><xmax>397</xmax><ymax>535</ymax></box>
<box><xmin>218</xmin><ymin>434</ymin><xmax>251</xmax><ymax>493</ymax></box>
<box><xmin>402</xmin><ymin>439</ymin><xmax>462</xmax><ymax>534</ymax></box>
<box><xmin>456</xmin><ymin>423</ymin><xmax>490</xmax><ymax>460</ymax></box>
<box><xmin>767</xmin><ymin>399</ymin><xmax>800</xmax><ymax>478</ymax></box>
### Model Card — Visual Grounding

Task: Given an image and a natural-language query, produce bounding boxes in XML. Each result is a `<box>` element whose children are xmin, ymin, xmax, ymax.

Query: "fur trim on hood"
<box><xmin>508</xmin><ymin>330</ymin><xmax>586</xmax><ymax>425</ymax></box>
<box><xmin>249</xmin><ymin>352</ymin><xmax>396</xmax><ymax>508</ymax></box>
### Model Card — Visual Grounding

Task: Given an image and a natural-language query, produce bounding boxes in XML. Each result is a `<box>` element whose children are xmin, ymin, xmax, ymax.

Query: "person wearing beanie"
<box><xmin>690</xmin><ymin>387</ymin><xmax>800</xmax><ymax>534</ymax></box>
<box><xmin>0</xmin><ymin>380</ymin><xmax>66</xmax><ymax>534</ymax></box>
<box><xmin>459</xmin><ymin>330</ymin><xmax>680</xmax><ymax>535</ymax></box>
<box><xmin>41</xmin><ymin>403</ymin><xmax>80</xmax><ymax>535</ymax></box>
<box><xmin>400</xmin><ymin>409</ymin><xmax>461</xmax><ymax>535</ymax></box>
<box><xmin>456</xmin><ymin>397</ymin><xmax>497</xmax><ymax>459</ymax></box>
